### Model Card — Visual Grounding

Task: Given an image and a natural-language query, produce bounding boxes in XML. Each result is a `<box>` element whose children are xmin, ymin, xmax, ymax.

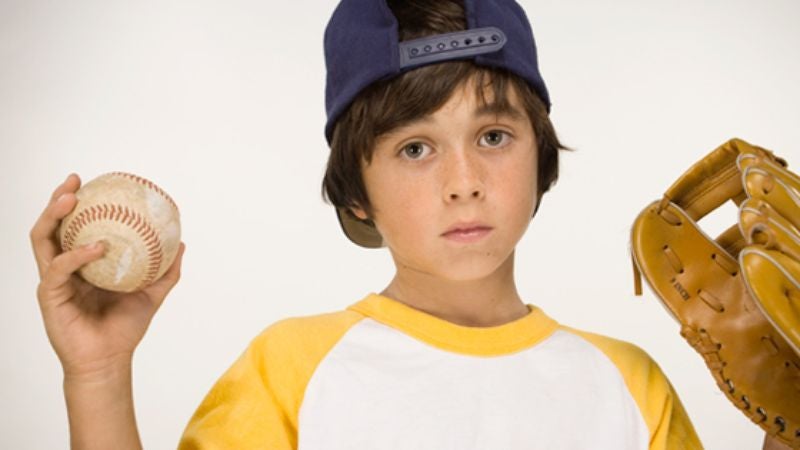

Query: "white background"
<box><xmin>2</xmin><ymin>0</ymin><xmax>798</xmax><ymax>448</ymax></box>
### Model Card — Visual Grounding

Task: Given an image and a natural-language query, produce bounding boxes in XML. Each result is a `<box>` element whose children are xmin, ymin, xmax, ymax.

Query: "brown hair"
<box><xmin>321</xmin><ymin>0</ymin><xmax>573</xmax><ymax>225</ymax></box>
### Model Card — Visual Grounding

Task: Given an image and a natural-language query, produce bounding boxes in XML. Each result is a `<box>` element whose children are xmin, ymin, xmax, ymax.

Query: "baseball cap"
<box><xmin>324</xmin><ymin>0</ymin><xmax>551</xmax><ymax>248</ymax></box>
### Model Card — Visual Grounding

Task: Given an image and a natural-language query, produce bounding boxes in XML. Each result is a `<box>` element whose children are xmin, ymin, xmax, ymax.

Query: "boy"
<box><xmin>30</xmin><ymin>0</ymin><xmax>710</xmax><ymax>448</ymax></box>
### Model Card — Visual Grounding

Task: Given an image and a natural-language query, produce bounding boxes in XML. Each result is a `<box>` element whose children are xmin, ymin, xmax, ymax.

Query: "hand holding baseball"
<box><xmin>30</xmin><ymin>173</ymin><xmax>185</xmax><ymax>379</ymax></box>
<box><xmin>58</xmin><ymin>171</ymin><xmax>182</xmax><ymax>293</ymax></box>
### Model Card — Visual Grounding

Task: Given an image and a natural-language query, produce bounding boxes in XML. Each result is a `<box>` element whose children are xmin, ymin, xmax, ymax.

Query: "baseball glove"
<box><xmin>630</xmin><ymin>138</ymin><xmax>800</xmax><ymax>448</ymax></box>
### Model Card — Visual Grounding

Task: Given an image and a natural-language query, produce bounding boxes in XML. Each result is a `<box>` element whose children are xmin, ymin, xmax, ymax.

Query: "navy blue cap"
<box><xmin>324</xmin><ymin>0</ymin><xmax>551</xmax><ymax>143</ymax></box>
<box><xmin>323</xmin><ymin>0</ymin><xmax>551</xmax><ymax>248</ymax></box>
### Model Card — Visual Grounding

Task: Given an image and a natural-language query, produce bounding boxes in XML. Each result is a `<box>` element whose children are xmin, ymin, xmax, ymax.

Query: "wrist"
<box><xmin>62</xmin><ymin>355</ymin><xmax>142</xmax><ymax>450</ymax></box>
<box><xmin>63</xmin><ymin>353</ymin><xmax>134</xmax><ymax>385</ymax></box>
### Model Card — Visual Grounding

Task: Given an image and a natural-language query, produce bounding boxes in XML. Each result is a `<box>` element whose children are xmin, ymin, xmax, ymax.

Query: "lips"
<box><xmin>442</xmin><ymin>222</ymin><xmax>492</xmax><ymax>243</ymax></box>
<box><xmin>442</xmin><ymin>221</ymin><xmax>493</xmax><ymax>236</ymax></box>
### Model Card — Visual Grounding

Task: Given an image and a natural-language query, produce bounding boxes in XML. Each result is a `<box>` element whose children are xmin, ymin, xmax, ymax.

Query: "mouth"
<box><xmin>441</xmin><ymin>222</ymin><xmax>493</xmax><ymax>243</ymax></box>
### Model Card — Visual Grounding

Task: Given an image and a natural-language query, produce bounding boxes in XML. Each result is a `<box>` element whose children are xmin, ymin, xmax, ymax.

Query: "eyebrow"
<box><xmin>473</xmin><ymin>102</ymin><xmax>526</xmax><ymax>121</ymax></box>
<box><xmin>410</xmin><ymin>102</ymin><xmax>527</xmax><ymax>126</ymax></box>
<box><xmin>379</xmin><ymin>102</ymin><xmax>527</xmax><ymax>144</ymax></box>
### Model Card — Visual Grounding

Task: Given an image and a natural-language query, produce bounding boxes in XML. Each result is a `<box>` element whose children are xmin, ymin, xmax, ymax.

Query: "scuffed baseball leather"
<box><xmin>630</xmin><ymin>138</ymin><xmax>800</xmax><ymax>448</ymax></box>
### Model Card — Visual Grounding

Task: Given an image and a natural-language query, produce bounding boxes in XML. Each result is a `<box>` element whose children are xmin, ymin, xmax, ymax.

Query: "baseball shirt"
<box><xmin>178</xmin><ymin>292</ymin><xmax>702</xmax><ymax>449</ymax></box>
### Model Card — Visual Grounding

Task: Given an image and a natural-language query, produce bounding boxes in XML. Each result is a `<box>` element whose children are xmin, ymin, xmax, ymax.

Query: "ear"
<box><xmin>349</xmin><ymin>205</ymin><xmax>369</xmax><ymax>221</ymax></box>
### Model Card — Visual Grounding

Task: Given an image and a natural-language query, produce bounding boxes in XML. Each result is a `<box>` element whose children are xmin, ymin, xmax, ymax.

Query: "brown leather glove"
<box><xmin>630</xmin><ymin>138</ymin><xmax>800</xmax><ymax>448</ymax></box>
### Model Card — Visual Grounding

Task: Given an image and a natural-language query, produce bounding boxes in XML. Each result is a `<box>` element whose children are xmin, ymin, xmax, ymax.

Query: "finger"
<box><xmin>30</xmin><ymin>174</ymin><xmax>81</xmax><ymax>277</ymax></box>
<box><xmin>30</xmin><ymin>174</ymin><xmax>82</xmax><ymax>258</ymax></box>
<box><xmin>160</xmin><ymin>242</ymin><xmax>185</xmax><ymax>288</ymax></box>
<box><xmin>38</xmin><ymin>242</ymin><xmax>106</xmax><ymax>303</ymax></box>
<box><xmin>49</xmin><ymin>173</ymin><xmax>81</xmax><ymax>203</ymax></box>
<box><xmin>144</xmin><ymin>242</ymin><xmax>186</xmax><ymax>307</ymax></box>
<box><xmin>30</xmin><ymin>193</ymin><xmax>80</xmax><ymax>278</ymax></box>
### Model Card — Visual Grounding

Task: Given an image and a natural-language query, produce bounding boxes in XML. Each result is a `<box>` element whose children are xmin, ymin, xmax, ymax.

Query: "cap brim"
<box><xmin>336</xmin><ymin>207</ymin><xmax>384</xmax><ymax>248</ymax></box>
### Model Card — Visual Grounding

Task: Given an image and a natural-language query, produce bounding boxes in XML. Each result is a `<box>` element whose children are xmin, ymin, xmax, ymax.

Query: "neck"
<box><xmin>380</xmin><ymin>249</ymin><xmax>529</xmax><ymax>327</ymax></box>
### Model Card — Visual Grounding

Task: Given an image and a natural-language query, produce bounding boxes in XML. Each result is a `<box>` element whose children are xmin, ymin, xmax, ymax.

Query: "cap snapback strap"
<box><xmin>398</xmin><ymin>27</ymin><xmax>507</xmax><ymax>69</ymax></box>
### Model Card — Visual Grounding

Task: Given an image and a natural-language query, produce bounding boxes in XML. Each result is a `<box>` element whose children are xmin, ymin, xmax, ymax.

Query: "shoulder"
<box><xmin>556</xmin><ymin>325</ymin><xmax>670</xmax><ymax>399</ymax></box>
<box><xmin>557</xmin><ymin>325</ymin><xmax>702</xmax><ymax>449</ymax></box>
<box><xmin>231</xmin><ymin>309</ymin><xmax>368</xmax><ymax>423</ymax></box>
<box><xmin>178</xmin><ymin>307</ymin><xmax>370</xmax><ymax>449</ymax></box>
<box><xmin>248</xmin><ymin>308</ymin><xmax>366</xmax><ymax>361</ymax></box>
<box><xmin>557</xmin><ymin>325</ymin><xmax>657</xmax><ymax>374</ymax></box>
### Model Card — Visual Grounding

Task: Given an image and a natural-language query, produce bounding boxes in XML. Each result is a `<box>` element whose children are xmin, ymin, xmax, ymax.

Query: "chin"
<box><xmin>429</xmin><ymin>248</ymin><xmax>513</xmax><ymax>281</ymax></box>
<box><xmin>386</xmin><ymin>232</ymin><xmax>519</xmax><ymax>280</ymax></box>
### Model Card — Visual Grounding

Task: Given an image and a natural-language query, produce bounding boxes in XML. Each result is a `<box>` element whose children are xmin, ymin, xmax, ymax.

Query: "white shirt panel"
<box><xmin>298</xmin><ymin>318</ymin><xmax>649</xmax><ymax>450</ymax></box>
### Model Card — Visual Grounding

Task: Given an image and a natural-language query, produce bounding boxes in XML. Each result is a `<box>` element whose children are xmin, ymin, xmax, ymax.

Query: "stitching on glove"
<box><xmin>662</xmin><ymin>245</ymin><xmax>684</xmax><ymax>273</ymax></box>
<box><xmin>755</xmin><ymin>406</ymin><xmax>768</xmax><ymax>424</ymax></box>
<box><xmin>761</xmin><ymin>336</ymin><xmax>780</xmax><ymax>356</ymax></box>
<box><xmin>710</xmin><ymin>252</ymin><xmax>738</xmax><ymax>276</ymax></box>
<box><xmin>773</xmin><ymin>416</ymin><xmax>787</xmax><ymax>434</ymax></box>
<box><xmin>698</xmin><ymin>289</ymin><xmax>724</xmax><ymax>313</ymax></box>
<box><xmin>656</xmin><ymin>205</ymin><xmax>683</xmax><ymax>226</ymax></box>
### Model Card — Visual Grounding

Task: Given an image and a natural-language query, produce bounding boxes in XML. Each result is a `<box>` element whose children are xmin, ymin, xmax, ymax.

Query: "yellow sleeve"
<box><xmin>177</xmin><ymin>310</ymin><xmax>364</xmax><ymax>449</ymax></box>
<box><xmin>566</xmin><ymin>327</ymin><xmax>703</xmax><ymax>450</ymax></box>
<box><xmin>177</xmin><ymin>324</ymin><xmax>296</xmax><ymax>450</ymax></box>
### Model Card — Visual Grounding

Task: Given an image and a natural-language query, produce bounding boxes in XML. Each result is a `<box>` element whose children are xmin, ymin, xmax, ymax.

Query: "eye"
<box><xmin>399</xmin><ymin>141</ymin><xmax>431</xmax><ymax>160</ymax></box>
<box><xmin>479</xmin><ymin>130</ymin><xmax>511</xmax><ymax>148</ymax></box>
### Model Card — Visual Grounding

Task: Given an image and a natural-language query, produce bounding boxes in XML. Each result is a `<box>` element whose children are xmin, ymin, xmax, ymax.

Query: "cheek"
<box><xmin>370</xmin><ymin>172</ymin><xmax>435</xmax><ymax>240</ymax></box>
<box><xmin>498</xmin><ymin>154</ymin><xmax>538</xmax><ymax>218</ymax></box>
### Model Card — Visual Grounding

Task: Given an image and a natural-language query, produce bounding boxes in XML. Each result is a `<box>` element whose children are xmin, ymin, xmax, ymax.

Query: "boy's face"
<box><xmin>351</xmin><ymin>76</ymin><xmax>538</xmax><ymax>281</ymax></box>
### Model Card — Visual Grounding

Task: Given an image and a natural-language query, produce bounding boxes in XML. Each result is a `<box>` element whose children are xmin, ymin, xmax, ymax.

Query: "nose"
<box><xmin>442</xmin><ymin>147</ymin><xmax>486</xmax><ymax>203</ymax></box>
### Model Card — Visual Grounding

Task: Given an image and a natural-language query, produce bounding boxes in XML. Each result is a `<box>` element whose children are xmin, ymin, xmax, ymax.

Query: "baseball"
<box><xmin>58</xmin><ymin>172</ymin><xmax>181</xmax><ymax>293</ymax></box>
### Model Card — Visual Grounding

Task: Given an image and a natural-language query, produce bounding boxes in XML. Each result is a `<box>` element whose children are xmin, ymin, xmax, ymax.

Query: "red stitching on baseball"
<box><xmin>61</xmin><ymin>203</ymin><xmax>164</xmax><ymax>289</ymax></box>
<box><xmin>107</xmin><ymin>172</ymin><xmax>179</xmax><ymax>213</ymax></box>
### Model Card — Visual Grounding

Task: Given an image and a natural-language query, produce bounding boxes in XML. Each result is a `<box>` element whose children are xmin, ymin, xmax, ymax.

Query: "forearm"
<box><xmin>63</xmin><ymin>359</ymin><xmax>142</xmax><ymax>450</ymax></box>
